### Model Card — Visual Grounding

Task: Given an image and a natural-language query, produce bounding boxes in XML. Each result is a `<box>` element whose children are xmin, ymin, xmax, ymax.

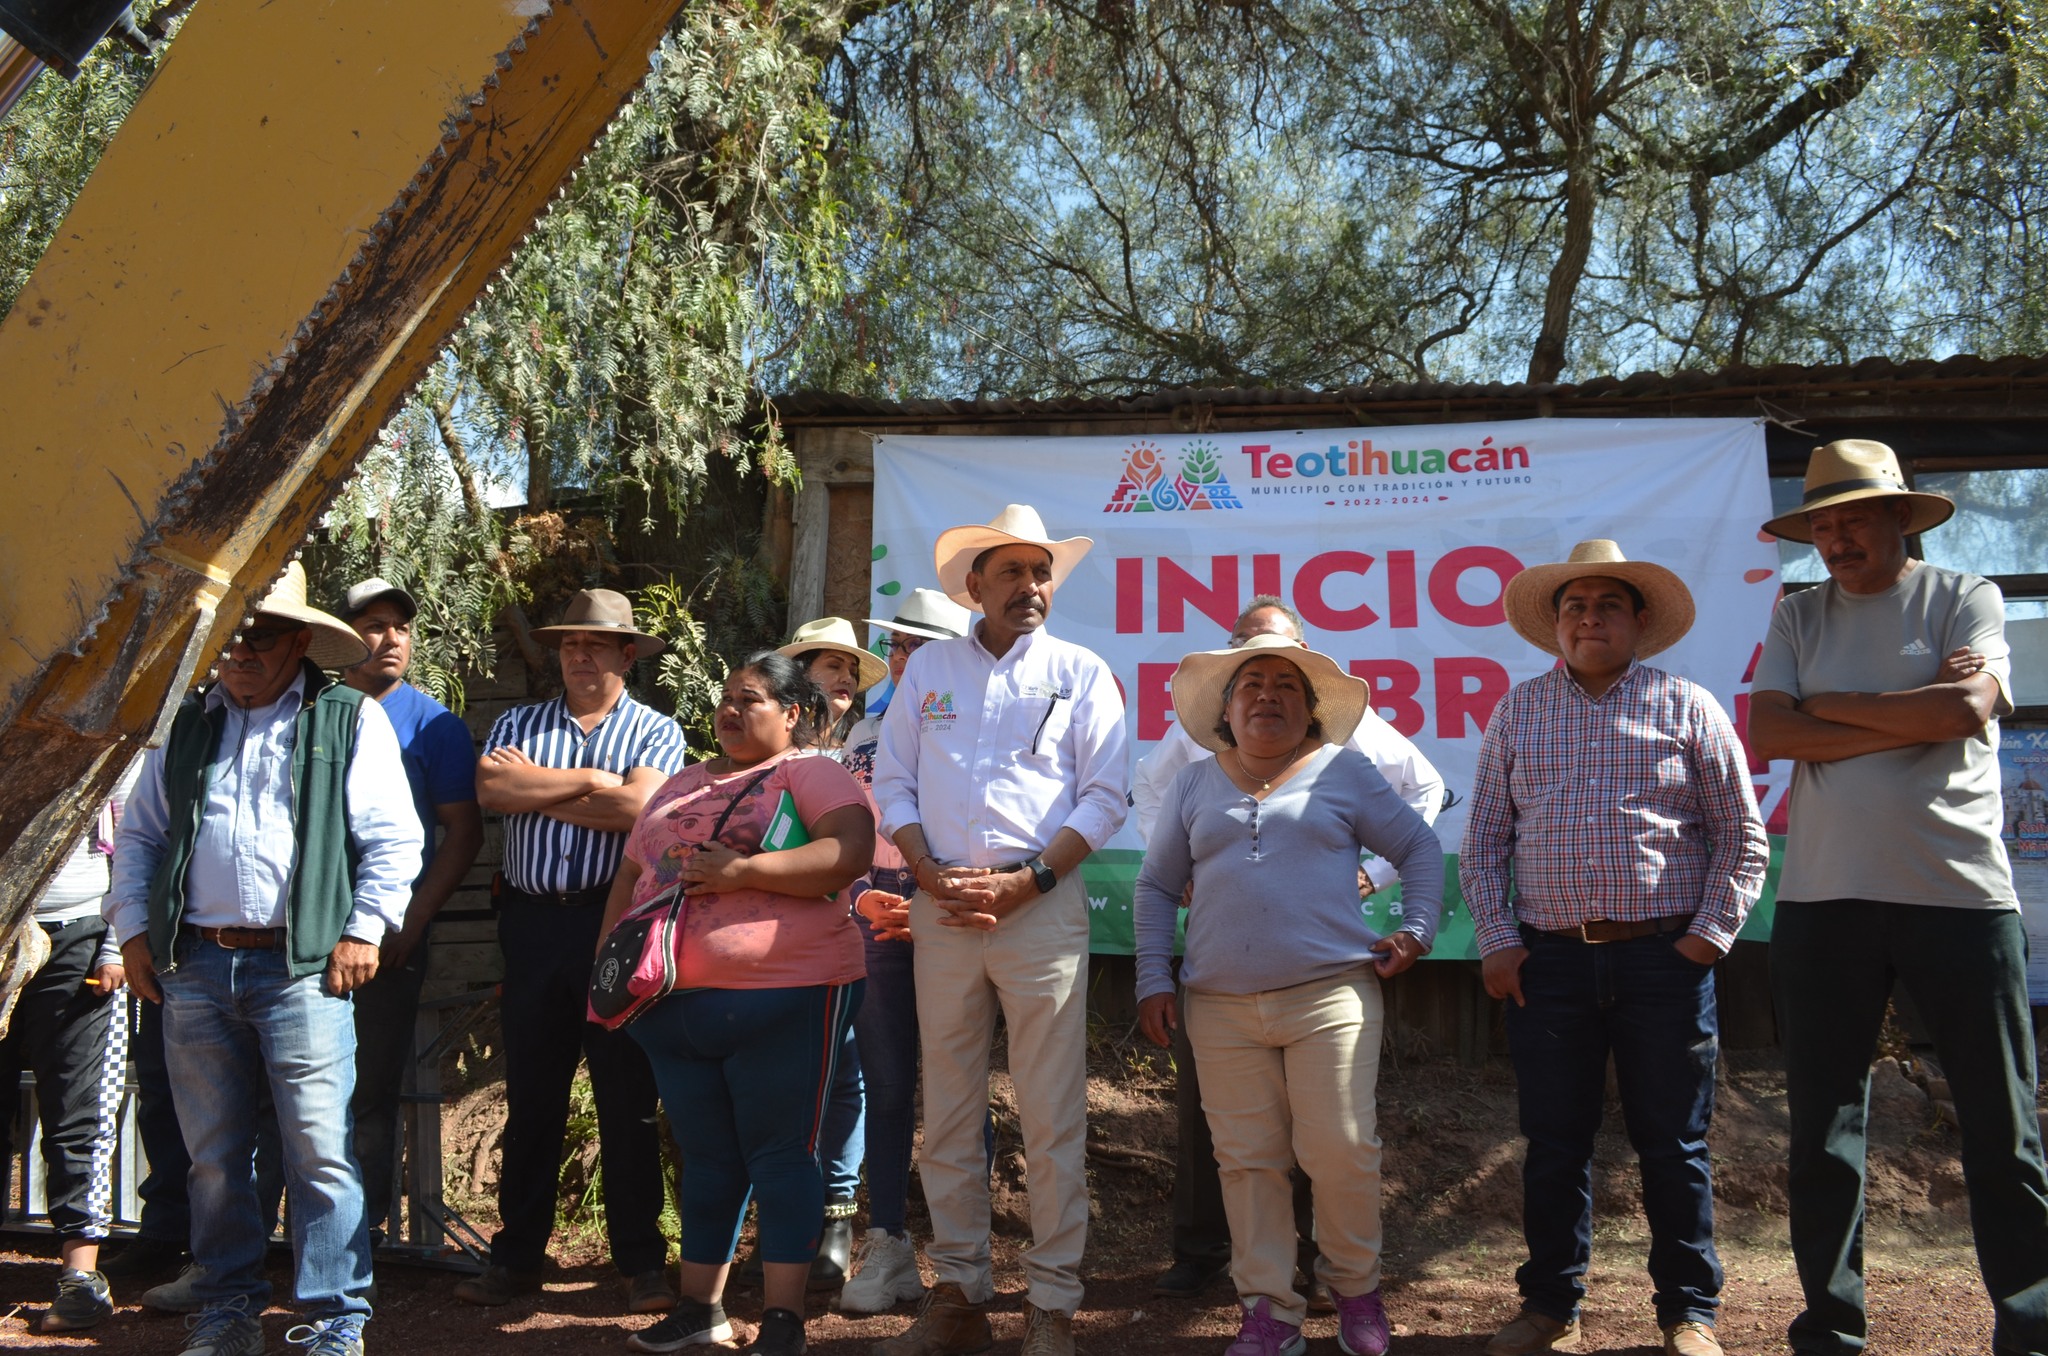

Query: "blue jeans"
<box><xmin>853</xmin><ymin>901</ymin><xmax>918</xmax><ymax>1232</ymax></box>
<box><xmin>818</xmin><ymin>1022</ymin><xmax>866</xmax><ymax>1203</ymax></box>
<box><xmin>631</xmin><ymin>981</ymin><xmax>863</xmax><ymax>1264</ymax></box>
<box><xmin>1774</xmin><ymin>899</ymin><xmax>2048</xmax><ymax>1355</ymax></box>
<box><xmin>1504</xmin><ymin>926</ymin><xmax>1722</xmax><ymax>1329</ymax></box>
<box><xmin>159</xmin><ymin>936</ymin><xmax>371</xmax><ymax>1319</ymax></box>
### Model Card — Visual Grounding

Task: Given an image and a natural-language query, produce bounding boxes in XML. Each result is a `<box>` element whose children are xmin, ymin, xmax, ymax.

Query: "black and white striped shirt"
<box><xmin>484</xmin><ymin>692</ymin><xmax>688</xmax><ymax>894</ymax></box>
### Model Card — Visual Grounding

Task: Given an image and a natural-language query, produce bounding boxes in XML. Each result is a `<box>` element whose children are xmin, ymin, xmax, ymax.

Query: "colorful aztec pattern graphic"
<box><xmin>1103</xmin><ymin>438</ymin><xmax>1245</xmax><ymax>512</ymax></box>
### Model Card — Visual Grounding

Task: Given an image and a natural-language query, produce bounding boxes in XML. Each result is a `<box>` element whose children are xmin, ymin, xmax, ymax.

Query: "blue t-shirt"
<box><xmin>377</xmin><ymin>682</ymin><xmax>479</xmax><ymax>875</ymax></box>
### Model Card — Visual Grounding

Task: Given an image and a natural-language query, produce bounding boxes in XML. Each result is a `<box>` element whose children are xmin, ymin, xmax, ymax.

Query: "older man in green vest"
<box><xmin>110</xmin><ymin>564</ymin><xmax>423</xmax><ymax>1356</ymax></box>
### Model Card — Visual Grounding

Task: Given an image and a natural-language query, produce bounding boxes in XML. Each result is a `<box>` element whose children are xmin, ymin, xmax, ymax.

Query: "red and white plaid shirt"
<box><xmin>1460</xmin><ymin>662</ymin><xmax>1767</xmax><ymax>956</ymax></box>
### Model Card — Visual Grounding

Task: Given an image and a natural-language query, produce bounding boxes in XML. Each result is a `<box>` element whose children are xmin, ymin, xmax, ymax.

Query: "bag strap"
<box><xmin>707</xmin><ymin>763</ymin><xmax>777</xmax><ymax>845</ymax></box>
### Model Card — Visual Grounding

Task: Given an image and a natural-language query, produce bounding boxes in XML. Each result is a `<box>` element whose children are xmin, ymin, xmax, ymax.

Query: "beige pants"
<box><xmin>910</xmin><ymin>872</ymin><xmax>1090</xmax><ymax>1312</ymax></box>
<box><xmin>1184</xmin><ymin>967</ymin><xmax>1386</xmax><ymax>1326</ymax></box>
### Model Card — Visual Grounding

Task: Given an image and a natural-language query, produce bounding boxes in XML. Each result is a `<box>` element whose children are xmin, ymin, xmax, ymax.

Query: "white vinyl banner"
<box><xmin>870</xmin><ymin>418</ymin><xmax>1783</xmax><ymax>956</ymax></box>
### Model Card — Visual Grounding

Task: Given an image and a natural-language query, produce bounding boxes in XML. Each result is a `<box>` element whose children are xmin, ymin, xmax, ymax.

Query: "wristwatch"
<box><xmin>1024</xmin><ymin>857</ymin><xmax>1057</xmax><ymax>894</ymax></box>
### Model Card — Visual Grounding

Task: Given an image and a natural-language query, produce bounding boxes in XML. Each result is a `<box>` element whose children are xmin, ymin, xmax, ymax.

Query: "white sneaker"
<box><xmin>835</xmin><ymin>1228</ymin><xmax>924</xmax><ymax>1314</ymax></box>
<box><xmin>144</xmin><ymin>1262</ymin><xmax>208</xmax><ymax>1314</ymax></box>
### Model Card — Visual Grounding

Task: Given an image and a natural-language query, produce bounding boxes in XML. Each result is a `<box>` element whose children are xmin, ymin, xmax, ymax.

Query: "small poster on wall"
<box><xmin>2002</xmin><ymin>724</ymin><xmax>2048</xmax><ymax>1003</ymax></box>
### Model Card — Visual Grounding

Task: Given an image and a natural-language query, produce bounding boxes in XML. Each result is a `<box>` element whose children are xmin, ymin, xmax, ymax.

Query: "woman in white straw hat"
<box><xmin>1133</xmin><ymin>635</ymin><xmax>1444</xmax><ymax>1356</ymax></box>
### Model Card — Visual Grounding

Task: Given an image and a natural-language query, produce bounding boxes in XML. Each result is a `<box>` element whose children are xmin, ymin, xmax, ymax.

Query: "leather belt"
<box><xmin>502</xmin><ymin>882</ymin><xmax>611</xmax><ymax>909</ymax></box>
<box><xmin>1539</xmin><ymin>913</ymin><xmax>1695</xmax><ymax>944</ymax></box>
<box><xmin>192</xmin><ymin>925</ymin><xmax>286</xmax><ymax>950</ymax></box>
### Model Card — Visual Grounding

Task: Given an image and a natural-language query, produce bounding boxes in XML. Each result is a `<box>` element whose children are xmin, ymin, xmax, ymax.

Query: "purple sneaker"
<box><xmin>1225</xmin><ymin>1296</ymin><xmax>1307</xmax><ymax>1356</ymax></box>
<box><xmin>1336</xmin><ymin>1288</ymin><xmax>1392</xmax><ymax>1356</ymax></box>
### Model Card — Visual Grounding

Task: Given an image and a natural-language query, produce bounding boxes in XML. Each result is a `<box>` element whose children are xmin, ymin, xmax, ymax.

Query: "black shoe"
<box><xmin>1152</xmin><ymin>1257</ymin><xmax>1227</xmax><ymax>1297</ymax></box>
<box><xmin>98</xmin><ymin>1235</ymin><xmax>190</xmax><ymax>1280</ymax></box>
<box><xmin>452</xmin><ymin>1263</ymin><xmax>544</xmax><ymax>1306</ymax></box>
<box><xmin>41</xmin><ymin>1268</ymin><xmax>113</xmax><ymax>1332</ymax></box>
<box><xmin>808</xmin><ymin>1215</ymin><xmax>855</xmax><ymax>1291</ymax></box>
<box><xmin>744</xmin><ymin>1306</ymin><xmax>807</xmax><ymax>1356</ymax></box>
<box><xmin>629</xmin><ymin>1268</ymin><xmax>679</xmax><ymax>1314</ymax></box>
<box><xmin>627</xmin><ymin>1298</ymin><xmax>735</xmax><ymax>1353</ymax></box>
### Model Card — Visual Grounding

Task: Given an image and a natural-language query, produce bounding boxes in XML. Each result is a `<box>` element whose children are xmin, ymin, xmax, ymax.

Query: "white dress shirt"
<box><xmin>874</xmin><ymin>624</ymin><xmax>1130</xmax><ymax>866</ymax></box>
<box><xmin>108</xmin><ymin>670</ymin><xmax>424</xmax><ymax>947</ymax></box>
<box><xmin>1133</xmin><ymin>708</ymin><xmax>1445</xmax><ymax>891</ymax></box>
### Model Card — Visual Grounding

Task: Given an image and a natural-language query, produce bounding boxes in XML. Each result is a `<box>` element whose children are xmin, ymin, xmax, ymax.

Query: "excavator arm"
<box><xmin>0</xmin><ymin>1</ymin><xmax>690</xmax><ymax>927</ymax></box>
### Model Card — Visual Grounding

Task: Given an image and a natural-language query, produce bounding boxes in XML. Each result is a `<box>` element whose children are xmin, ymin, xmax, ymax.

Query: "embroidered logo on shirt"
<box><xmin>1899</xmin><ymin>638</ymin><xmax>1933</xmax><ymax>656</ymax></box>
<box><xmin>919</xmin><ymin>690</ymin><xmax>958</xmax><ymax>730</ymax></box>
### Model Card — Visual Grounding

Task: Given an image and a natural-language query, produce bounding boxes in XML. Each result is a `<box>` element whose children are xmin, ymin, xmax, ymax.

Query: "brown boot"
<box><xmin>1662</xmin><ymin>1320</ymin><xmax>1723</xmax><ymax>1356</ymax></box>
<box><xmin>868</xmin><ymin>1282</ymin><xmax>993</xmax><ymax>1356</ymax></box>
<box><xmin>1484</xmin><ymin>1308</ymin><xmax>1581</xmax><ymax>1355</ymax></box>
<box><xmin>1019</xmin><ymin>1303</ymin><xmax>1075</xmax><ymax>1356</ymax></box>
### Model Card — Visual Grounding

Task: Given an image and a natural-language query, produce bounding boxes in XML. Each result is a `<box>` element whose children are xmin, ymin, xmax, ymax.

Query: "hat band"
<box><xmin>1802</xmin><ymin>475</ymin><xmax>1905</xmax><ymax>505</ymax></box>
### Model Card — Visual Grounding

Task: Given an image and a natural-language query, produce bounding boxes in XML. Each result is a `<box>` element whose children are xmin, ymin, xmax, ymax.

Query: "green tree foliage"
<box><xmin>809</xmin><ymin>0</ymin><xmax>2048</xmax><ymax>393</ymax></box>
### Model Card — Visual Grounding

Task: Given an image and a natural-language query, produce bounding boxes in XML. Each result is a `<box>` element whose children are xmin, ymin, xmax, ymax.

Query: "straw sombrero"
<box><xmin>866</xmin><ymin>587</ymin><xmax>972</xmax><ymax>642</ymax></box>
<box><xmin>1169</xmin><ymin>634</ymin><xmax>1369</xmax><ymax>754</ymax></box>
<box><xmin>1761</xmin><ymin>439</ymin><xmax>1954</xmax><ymax>543</ymax></box>
<box><xmin>532</xmin><ymin>589</ymin><xmax>667</xmax><ymax>658</ymax></box>
<box><xmin>777</xmin><ymin>617</ymin><xmax>887</xmax><ymax>691</ymax></box>
<box><xmin>933</xmin><ymin>504</ymin><xmax>1093</xmax><ymax>612</ymax></box>
<box><xmin>249</xmin><ymin>562</ymin><xmax>370</xmax><ymax>670</ymax></box>
<box><xmin>1502</xmin><ymin>540</ymin><xmax>1694</xmax><ymax>659</ymax></box>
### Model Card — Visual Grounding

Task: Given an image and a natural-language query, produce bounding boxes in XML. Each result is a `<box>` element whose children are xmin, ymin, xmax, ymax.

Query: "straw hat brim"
<box><xmin>531</xmin><ymin>622</ymin><xmax>667</xmax><ymax>659</ymax></box>
<box><xmin>1501</xmin><ymin>560</ymin><xmax>1695</xmax><ymax>659</ymax></box>
<box><xmin>1169</xmin><ymin>638</ymin><xmax>1368</xmax><ymax>754</ymax></box>
<box><xmin>1761</xmin><ymin>487</ymin><xmax>1954</xmax><ymax>544</ymax></box>
<box><xmin>253</xmin><ymin>602</ymin><xmax>370</xmax><ymax>670</ymax></box>
<box><xmin>776</xmin><ymin>639</ymin><xmax>887</xmax><ymax>692</ymax></box>
<box><xmin>934</xmin><ymin>528</ymin><xmax>1093</xmax><ymax>612</ymax></box>
<box><xmin>865</xmin><ymin>616</ymin><xmax>962</xmax><ymax>642</ymax></box>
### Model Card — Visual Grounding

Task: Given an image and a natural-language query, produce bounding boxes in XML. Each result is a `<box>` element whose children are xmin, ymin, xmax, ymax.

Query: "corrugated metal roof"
<box><xmin>775</xmin><ymin>353</ymin><xmax>2048</xmax><ymax>425</ymax></box>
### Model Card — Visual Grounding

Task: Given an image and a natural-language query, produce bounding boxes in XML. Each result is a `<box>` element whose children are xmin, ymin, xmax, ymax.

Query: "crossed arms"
<box><xmin>1748</xmin><ymin>646</ymin><xmax>2003</xmax><ymax>764</ymax></box>
<box><xmin>476</xmin><ymin>744</ymin><xmax>666</xmax><ymax>832</ymax></box>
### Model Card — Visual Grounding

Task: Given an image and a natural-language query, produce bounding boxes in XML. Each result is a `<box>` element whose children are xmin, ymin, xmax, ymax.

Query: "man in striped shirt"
<box><xmin>456</xmin><ymin>590</ymin><xmax>688</xmax><ymax>1314</ymax></box>
<box><xmin>1460</xmin><ymin>541</ymin><xmax>1767</xmax><ymax>1356</ymax></box>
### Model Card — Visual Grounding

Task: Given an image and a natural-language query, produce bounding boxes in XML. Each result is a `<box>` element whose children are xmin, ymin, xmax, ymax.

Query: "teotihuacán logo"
<box><xmin>1104</xmin><ymin>438</ymin><xmax>1246</xmax><ymax>513</ymax></box>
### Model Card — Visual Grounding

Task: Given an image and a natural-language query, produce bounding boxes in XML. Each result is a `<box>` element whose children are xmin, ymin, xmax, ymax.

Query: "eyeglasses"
<box><xmin>235</xmin><ymin>625</ymin><xmax>304</xmax><ymax>653</ymax></box>
<box><xmin>887</xmin><ymin>636</ymin><xmax>926</xmax><ymax>656</ymax></box>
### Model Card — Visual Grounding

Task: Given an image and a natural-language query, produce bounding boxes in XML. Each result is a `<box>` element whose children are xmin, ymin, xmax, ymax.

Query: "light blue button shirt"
<box><xmin>108</xmin><ymin>670</ymin><xmax>423</xmax><ymax>947</ymax></box>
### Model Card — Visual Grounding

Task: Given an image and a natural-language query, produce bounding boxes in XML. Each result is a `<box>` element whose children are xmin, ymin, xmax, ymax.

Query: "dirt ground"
<box><xmin>5</xmin><ymin>1023</ymin><xmax>2034</xmax><ymax>1355</ymax></box>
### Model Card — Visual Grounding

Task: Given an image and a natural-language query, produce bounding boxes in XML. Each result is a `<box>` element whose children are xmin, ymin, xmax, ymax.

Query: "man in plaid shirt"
<box><xmin>1460</xmin><ymin>540</ymin><xmax>1767</xmax><ymax>1356</ymax></box>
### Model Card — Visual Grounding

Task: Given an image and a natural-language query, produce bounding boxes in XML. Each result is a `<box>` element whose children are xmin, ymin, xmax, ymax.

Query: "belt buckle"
<box><xmin>1577</xmin><ymin>919</ymin><xmax>1614</xmax><ymax>944</ymax></box>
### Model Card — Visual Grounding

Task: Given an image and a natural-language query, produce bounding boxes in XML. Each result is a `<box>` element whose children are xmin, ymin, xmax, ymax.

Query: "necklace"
<box><xmin>1231</xmin><ymin>743</ymin><xmax>1300</xmax><ymax>792</ymax></box>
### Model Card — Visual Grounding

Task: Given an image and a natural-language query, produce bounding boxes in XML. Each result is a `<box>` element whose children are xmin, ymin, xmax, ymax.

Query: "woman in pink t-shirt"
<box><xmin>602</xmin><ymin>652</ymin><xmax>874</xmax><ymax>1356</ymax></box>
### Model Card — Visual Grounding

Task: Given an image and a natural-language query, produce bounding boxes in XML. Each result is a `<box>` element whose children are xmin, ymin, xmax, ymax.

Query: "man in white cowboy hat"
<box><xmin>457</xmin><ymin>588</ymin><xmax>687</xmax><ymax>1314</ymax></box>
<box><xmin>108</xmin><ymin>561</ymin><xmax>425</xmax><ymax>1356</ymax></box>
<box><xmin>338</xmin><ymin>577</ymin><xmax>483</xmax><ymax>1250</ymax></box>
<box><xmin>1462</xmin><ymin>540</ymin><xmax>1767</xmax><ymax>1356</ymax></box>
<box><xmin>1749</xmin><ymin>440</ymin><xmax>2048</xmax><ymax>1356</ymax></box>
<box><xmin>871</xmin><ymin>505</ymin><xmax>1129</xmax><ymax>1356</ymax></box>
<box><xmin>1133</xmin><ymin>594</ymin><xmax>1445</xmax><ymax>1306</ymax></box>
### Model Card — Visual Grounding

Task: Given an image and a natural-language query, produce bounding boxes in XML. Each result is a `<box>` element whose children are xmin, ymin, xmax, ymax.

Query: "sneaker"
<box><xmin>147</xmin><ymin>1261</ymin><xmax>211</xmax><ymax>1314</ymax></box>
<box><xmin>42</xmin><ymin>1268</ymin><xmax>114</xmax><ymax>1332</ymax></box>
<box><xmin>100</xmin><ymin>1235</ymin><xmax>191</xmax><ymax>1280</ymax></box>
<box><xmin>182</xmin><ymin>1297</ymin><xmax>267</xmax><ymax>1356</ymax></box>
<box><xmin>1224</xmin><ymin>1297</ymin><xmax>1306</xmax><ymax>1356</ymax></box>
<box><xmin>285</xmin><ymin>1316</ymin><xmax>366</xmax><ymax>1356</ymax></box>
<box><xmin>744</xmin><ymin>1306</ymin><xmax>807</xmax><ymax>1355</ymax></box>
<box><xmin>452</xmin><ymin>1263</ymin><xmax>543</xmax><ymax>1307</ymax></box>
<box><xmin>626</xmin><ymin>1297</ymin><xmax>735</xmax><ymax>1352</ymax></box>
<box><xmin>840</xmin><ymin>1230</ymin><xmax>925</xmax><ymax>1314</ymax></box>
<box><xmin>1153</xmin><ymin>1257</ymin><xmax>1227</xmax><ymax>1298</ymax></box>
<box><xmin>1484</xmin><ymin>1308</ymin><xmax>1581</xmax><ymax>1355</ymax></box>
<box><xmin>629</xmin><ymin>1269</ymin><xmax>679</xmax><ymax>1315</ymax></box>
<box><xmin>1662</xmin><ymin>1320</ymin><xmax>1723</xmax><ymax>1356</ymax></box>
<box><xmin>868</xmin><ymin>1282</ymin><xmax>993</xmax><ymax>1356</ymax></box>
<box><xmin>1018</xmin><ymin>1303</ymin><xmax>1074</xmax><ymax>1356</ymax></box>
<box><xmin>1335</xmin><ymin>1289</ymin><xmax>1391</xmax><ymax>1356</ymax></box>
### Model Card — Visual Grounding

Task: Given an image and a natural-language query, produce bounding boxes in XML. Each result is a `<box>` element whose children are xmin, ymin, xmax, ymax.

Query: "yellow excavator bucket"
<box><xmin>0</xmin><ymin>0</ymin><xmax>685</xmax><ymax>919</ymax></box>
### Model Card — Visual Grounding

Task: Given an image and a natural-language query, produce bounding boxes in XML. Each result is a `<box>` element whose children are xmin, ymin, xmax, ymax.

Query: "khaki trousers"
<box><xmin>911</xmin><ymin>872</ymin><xmax>1090</xmax><ymax>1312</ymax></box>
<box><xmin>1184</xmin><ymin>967</ymin><xmax>1386</xmax><ymax>1326</ymax></box>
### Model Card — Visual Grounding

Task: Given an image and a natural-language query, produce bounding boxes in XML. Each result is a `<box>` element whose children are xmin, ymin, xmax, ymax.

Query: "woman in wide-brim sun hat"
<box><xmin>1131</xmin><ymin>633</ymin><xmax>1446</xmax><ymax>1356</ymax></box>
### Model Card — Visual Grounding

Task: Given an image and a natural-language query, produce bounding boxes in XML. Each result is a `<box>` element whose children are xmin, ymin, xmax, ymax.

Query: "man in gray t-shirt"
<box><xmin>1750</xmin><ymin>439</ymin><xmax>2048</xmax><ymax>1356</ymax></box>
